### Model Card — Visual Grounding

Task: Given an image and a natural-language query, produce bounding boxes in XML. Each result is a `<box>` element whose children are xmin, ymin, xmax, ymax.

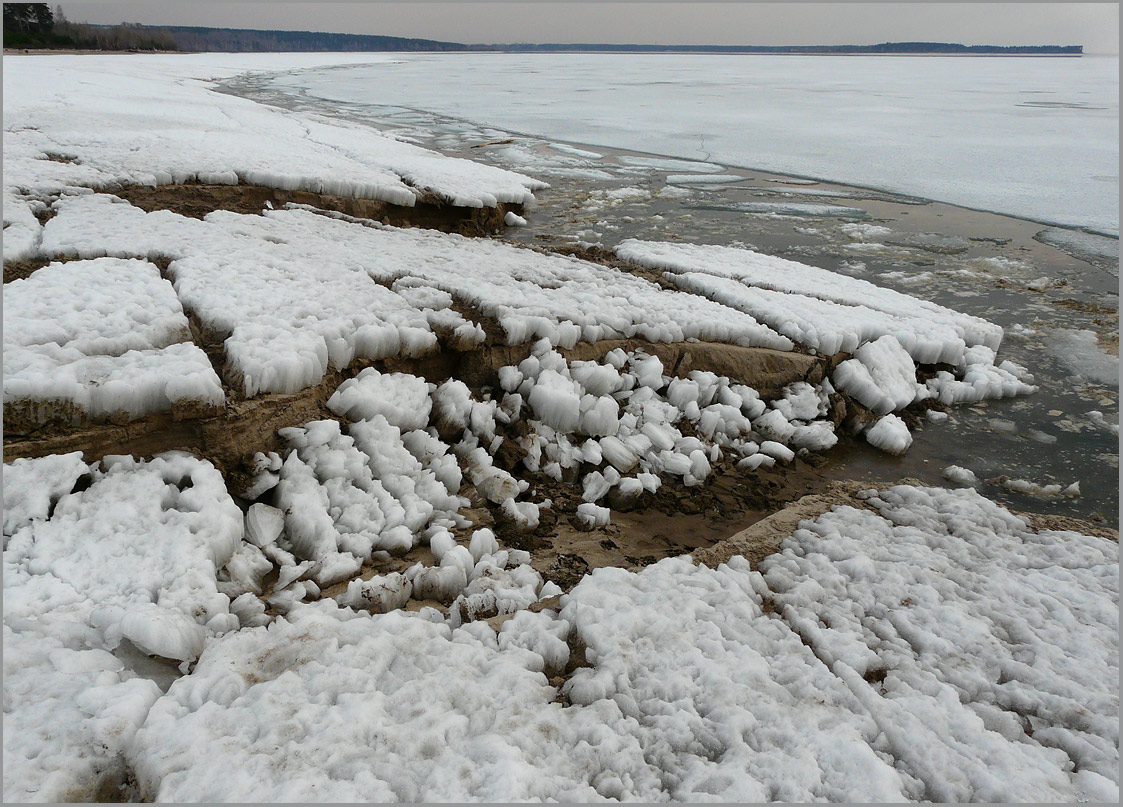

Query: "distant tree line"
<box><xmin>2</xmin><ymin>9</ymin><xmax>1081</xmax><ymax>55</ymax></box>
<box><xmin>3</xmin><ymin>4</ymin><xmax>178</xmax><ymax>50</ymax></box>
<box><xmin>161</xmin><ymin>25</ymin><xmax>465</xmax><ymax>52</ymax></box>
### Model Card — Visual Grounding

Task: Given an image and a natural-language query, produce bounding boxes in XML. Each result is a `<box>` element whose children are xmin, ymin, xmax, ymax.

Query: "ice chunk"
<box><xmin>833</xmin><ymin>335</ymin><xmax>926</xmax><ymax>415</ymax></box>
<box><xmin>244</xmin><ymin>503</ymin><xmax>284</xmax><ymax>548</ymax></box>
<box><xmin>943</xmin><ymin>465</ymin><xmax>978</xmax><ymax>486</ymax></box>
<box><xmin>864</xmin><ymin>414</ymin><xmax>912</xmax><ymax>454</ymax></box>
<box><xmin>327</xmin><ymin>368</ymin><xmax>432</xmax><ymax>430</ymax></box>
<box><xmin>337</xmin><ymin>573</ymin><xmax>413</xmax><ymax>614</ymax></box>
<box><xmin>576</xmin><ymin>502</ymin><xmax>611</xmax><ymax>529</ymax></box>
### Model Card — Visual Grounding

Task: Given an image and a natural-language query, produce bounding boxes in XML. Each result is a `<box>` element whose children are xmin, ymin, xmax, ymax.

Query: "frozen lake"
<box><xmin>269</xmin><ymin>53</ymin><xmax>1120</xmax><ymax>235</ymax></box>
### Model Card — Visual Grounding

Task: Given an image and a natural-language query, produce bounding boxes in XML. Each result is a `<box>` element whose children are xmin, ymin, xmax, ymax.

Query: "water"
<box><xmin>220</xmin><ymin>59</ymin><xmax>1119</xmax><ymax>525</ymax></box>
<box><xmin>263</xmin><ymin>54</ymin><xmax>1119</xmax><ymax>235</ymax></box>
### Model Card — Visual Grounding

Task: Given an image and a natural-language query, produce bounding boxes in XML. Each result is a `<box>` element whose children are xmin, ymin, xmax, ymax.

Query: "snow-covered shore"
<box><xmin>3</xmin><ymin>54</ymin><xmax>1117</xmax><ymax>802</ymax></box>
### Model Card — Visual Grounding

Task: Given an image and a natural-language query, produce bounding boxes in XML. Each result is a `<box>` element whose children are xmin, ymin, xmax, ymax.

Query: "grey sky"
<box><xmin>58</xmin><ymin>2</ymin><xmax>1120</xmax><ymax>54</ymax></box>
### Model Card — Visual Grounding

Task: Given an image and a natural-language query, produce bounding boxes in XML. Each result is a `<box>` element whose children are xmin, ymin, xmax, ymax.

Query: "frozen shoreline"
<box><xmin>3</xmin><ymin>53</ymin><xmax>1118</xmax><ymax>803</ymax></box>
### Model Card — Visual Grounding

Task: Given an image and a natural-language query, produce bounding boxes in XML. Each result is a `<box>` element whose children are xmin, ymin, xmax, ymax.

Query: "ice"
<box><xmin>3</xmin><ymin>626</ymin><xmax>162</xmax><ymax>802</ymax></box>
<box><xmin>468</xmin><ymin>528</ymin><xmax>500</xmax><ymax>563</ymax></box>
<box><xmin>561</xmin><ymin>558</ymin><xmax>912</xmax><ymax>801</ymax></box>
<box><xmin>1048</xmin><ymin>329</ymin><xmax>1119</xmax><ymax>387</ymax></box>
<box><xmin>40</xmin><ymin>196</ymin><xmax>792</xmax><ymax>397</ymax></box>
<box><xmin>666</xmin><ymin>173</ymin><xmax>746</xmax><ymax>184</ymax></box>
<box><xmin>337</xmin><ymin>573</ymin><xmax>413</xmax><ymax>614</ymax></box>
<box><xmin>4</xmin><ymin>452</ymin><xmax>243</xmax><ymax>666</ymax></box>
<box><xmin>705</xmin><ymin>201</ymin><xmax>871</xmax><ymax>219</ymax></box>
<box><xmin>619</xmin><ymin>239</ymin><xmax>1001</xmax><ymax>363</ymax></box>
<box><xmin>243</xmin><ymin>503</ymin><xmax>284</xmax><ymax>549</ymax></box>
<box><xmin>527</xmin><ymin>369</ymin><xmax>582</xmax><ymax>432</ymax></box>
<box><xmin>990</xmin><ymin>477</ymin><xmax>1082</xmax><ymax>499</ymax></box>
<box><xmin>128</xmin><ymin>602</ymin><xmax>642</xmax><ymax>801</ymax></box>
<box><xmin>926</xmin><ymin>345</ymin><xmax>1038</xmax><ymax>405</ymax></box>
<box><xmin>833</xmin><ymin>335</ymin><xmax>928</xmax><ymax>415</ymax></box>
<box><xmin>274</xmin><ymin>418</ymin><xmax>461</xmax><ymax>578</ymax></box>
<box><xmin>283</xmin><ymin>54</ymin><xmax>1117</xmax><ymax>233</ymax></box>
<box><xmin>327</xmin><ymin>368</ymin><xmax>433</xmax><ymax>429</ymax></box>
<box><xmin>4</xmin><ymin>258</ymin><xmax>224</xmax><ymax>423</ymax></box>
<box><xmin>759</xmin><ymin>440</ymin><xmax>796</xmax><ymax>464</ymax></box>
<box><xmin>548</xmin><ymin>142</ymin><xmax>604</xmax><ymax>159</ymax></box>
<box><xmin>2</xmin><ymin>451</ymin><xmax>88</xmax><ymax>538</ymax></box>
<box><xmin>617</xmin><ymin>155</ymin><xmax>724</xmax><ymax>173</ymax></box>
<box><xmin>3</xmin><ymin>55</ymin><xmax>545</xmax><ymax>218</ymax></box>
<box><xmin>943</xmin><ymin>465</ymin><xmax>978</xmax><ymax>486</ymax></box>
<box><xmin>576</xmin><ymin>502</ymin><xmax>611</xmax><ymax>528</ymax></box>
<box><xmin>864</xmin><ymin>414</ymin><xmax>913</xmax><ymax>455</ymax></box>
<box><xmin>759</xmin><ymin>485</ymin><xmax>1119</xmax><ymax>798</ymax></box>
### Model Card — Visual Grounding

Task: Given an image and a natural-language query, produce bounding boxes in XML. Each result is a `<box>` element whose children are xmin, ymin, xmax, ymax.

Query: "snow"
<box><xmin>759</xmin><ymin>484</ymin><xmax>1119</xmax><ymax>800</ymax></box>
<box><xmin>3</xmin><ymin>257</ymin><xmax>224</xmax><ymax>423</ymax></box>
<box><xmin>864</xmin><ymin>414</ymin><xmax>913</xmax><ymax>455</ymax></box>
<box><xmin>280</xmin><ymin>54</ymin><xmax>1118</xmax><ymax>233</ymax></box>
<box><xmin>3</xmin><ymin>54</ymin><xmax>546</xmax><ymax>224</ymax></box>
<box><xmin>327</xmin><ymin>368</ymin><xmax>433</xmax><ymax>430</ymax></box>
<box><xmin>618</xmin><ymin>239</ymin><xmax>1002</xmax><ymax>362</ymax></box>
<box><xmin>39</xmin><ymin>195</ymin><xmax>793</xmax><ymax>396</ymax></box>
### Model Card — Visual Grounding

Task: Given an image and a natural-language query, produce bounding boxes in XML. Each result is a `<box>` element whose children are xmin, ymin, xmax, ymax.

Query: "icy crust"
<box><xmin>2</xmin><ymin>56</ymin><xmax>544</xmax><ymax>223</ymax></box>
<box><xmin>668</xmin><ymin>270</ymin><xmax>973</xmax><ymax>360</ymax></box>
<box><xmin>560</xmin><ymin>558</ymin><xmax>913</xmax><ymax>801</ymax></box>
<box><xmin>3</xmin><ymin>257</ymin><xmax>224</xmax><ymax>421</ymax></box>
<box><xmin>41</xmin><ymin>196</ymin><xmax>792</xmax><ymax>395</ymax></box>
<box><xmin>2</xmin><ymin>453</ymin><xmax>243</xmax><ymax>801</ymax></box>
<box><xmin>3</xmin><ymin>626</ymin><xmax>162</xmax><ymax>803</ymax></box>
<box><xmin>2</xmin><ymin>451</ymin><xmax>88</xmax><ymax>538</ymax></box>
<box><xmin>4</xmin><ymin>453</ymin><xmax>244</xmax><ymax>663</ymax></box>
<box><xmin>129</xmin><ymin>603</ymin><xmax>644</xmax><ymax>802</ymax></box>
<box><xmin>617</xmin><ymin>239</ymin><xmax>1003</xmax><ymax>362</ymax></box>
<box><xmin>758</xmin><ymin>485</ymin><xmax>1120</xmax><ymax>801</ymax></box>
